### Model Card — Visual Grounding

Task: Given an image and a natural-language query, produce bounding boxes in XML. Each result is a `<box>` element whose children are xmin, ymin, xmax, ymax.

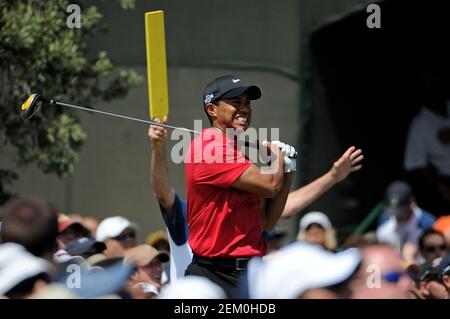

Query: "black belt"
<box><xmin>193</xmin><ymin>254</ymin><xmax>250</xmax><ymax>271</ymax></box>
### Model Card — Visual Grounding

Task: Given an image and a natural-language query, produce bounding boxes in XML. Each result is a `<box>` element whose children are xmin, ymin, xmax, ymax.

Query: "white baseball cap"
<box><xmin>158</xmin><ymin>276</ymin><xmax>226</xmax><ymax>299</ymax></box>
<box><xmin>299</xmin><ymin>211</ymin><xmax>332</xmax><ymax>231</ymax></box>
<box><xmin>0</xmin><ymin>243</ymin><xmax>52</xmax><ymax>295</ymax></box>
<box><xmin>96</xmin><ymin>216</ymin><xmax>137</xmax><ymax>242</ymax></box>
<box><xmin>246</xmin><ymin>242</ymin><xmax>361</xmax><ymax>299</ymax></box>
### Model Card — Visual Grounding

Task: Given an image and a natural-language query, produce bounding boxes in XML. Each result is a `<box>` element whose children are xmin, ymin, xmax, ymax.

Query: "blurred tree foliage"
<box><xmin>0</xmin><ymin>0</ymin><xmax>142</xmax><ymax>203</ymax></box>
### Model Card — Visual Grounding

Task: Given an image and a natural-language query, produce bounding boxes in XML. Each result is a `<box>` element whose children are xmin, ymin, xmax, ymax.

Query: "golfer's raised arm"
<box><xmin>148</xmin><ymin>116</ymin><xmax>175</xmax><ymax>217</ymax></box>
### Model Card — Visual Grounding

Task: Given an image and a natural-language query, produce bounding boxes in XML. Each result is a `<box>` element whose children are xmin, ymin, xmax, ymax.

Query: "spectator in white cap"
<box><xmin>0</xmin><ymin>242</ymin><xmax>54</xmax><ymax>298</ymax></box>
<box><xmin>96</xmin><ymin>216</ymin><xmax>138</xmax><ymax>257</ymax></box>
<box><xmin>158</xmin><ymin>276</ymin><xmax>226</xmax><ymax>299</ymax></box>
<box><xmin>244</xmin><ymin>241</ymin><xmax>361</xmax><ymax>299</ymax></box>
<box><xmin>297</xmin><ymin>211</ymin><xmax>337</xmax><ymax>251</ymax></box>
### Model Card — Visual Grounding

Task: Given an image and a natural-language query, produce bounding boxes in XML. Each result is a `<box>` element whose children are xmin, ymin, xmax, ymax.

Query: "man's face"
<box><xmin>104</xmin><ymin>227</ymin><xmax>137</xmax><ymax>257</ymax></box>
<box><xmin>113</xmin><ymin>227</ymin><xmax>137</xmax><ymax>250</ymax></box>
<box><xmin>210</xmin><ymin>93</ymin><xmax>252</xmax><ymax>131</ymax></box>
<box><xmin>304</xmin><ymin>224</ymin><xmax>326</xmax><ymax>247</ymax></box>
<box><xmin>136</xmin><ymin>258</ymin><xmax>164</xmax><ymax>289</ymax></box>
<box><xmin>421</xmin><ymin>234</ymin><xmax>447</xmax><ymax>263</ymax></box>
<box><xmin>350</xmin><ymin>246</ymin><xmax>412</xmax><ymax>299</ymax></box>
<box><xmin>393</xmin><ymin>204</ymin><xmax>413</xmax><ymax>223</ymax></box>
<box><xmin>104</xmin><ymin>238</ymin><xmax>127</xmax><ymax>257</ymax></box>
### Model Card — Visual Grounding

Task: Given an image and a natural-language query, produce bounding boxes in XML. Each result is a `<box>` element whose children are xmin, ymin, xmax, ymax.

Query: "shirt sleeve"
<box><xmin>419</xmin><ymin>210</ymin><xmax>437</xmax><ymax>230</ymax></box>
<box><xmin>159</xmin><ymin>193</ymin><xmax>188</xmax><ymax>246</ymax></box>
<box><xmin>404</xmin><ymin>226</ymin><xmax>421</xmax><ymax>246</ymax></box>
<box><xmin>377</xmin><ymin>212</ymin><xmax>390</xmax><ymax>227</ymax></box>
<box><xmin>194</xmin><ymin>138</ymin><xmax>252</xmax><ymax>188</ymax></box>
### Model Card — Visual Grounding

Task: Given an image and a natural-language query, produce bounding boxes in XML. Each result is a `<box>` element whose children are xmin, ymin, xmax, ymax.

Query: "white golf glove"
<box><xmin>283</xmin><ymin>156</ymin><xmax>296</xmax><ymax>173</ymax></box>
<box><xmin>270</xmin><ymin>140</ymin><xmax>297</xmax><ymax>173</ymax></box>
<box><xmin>271</xmin><ymin>141</ymin><xmax>297</xmax><ymax>158</ymax></box>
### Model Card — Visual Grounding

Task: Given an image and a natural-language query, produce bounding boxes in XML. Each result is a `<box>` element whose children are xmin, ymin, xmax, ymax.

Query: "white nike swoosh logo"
<box><xmin>232</xmin><ymin>79</ymin><xmax>240</xmax><ymax>83</ymax></box>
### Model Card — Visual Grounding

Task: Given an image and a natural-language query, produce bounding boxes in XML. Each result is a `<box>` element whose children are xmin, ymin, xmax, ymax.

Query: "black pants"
<box><xmin>184</xmin><ymin>260</ymin><xmax>245</xmax><ymax>298</ymax></box>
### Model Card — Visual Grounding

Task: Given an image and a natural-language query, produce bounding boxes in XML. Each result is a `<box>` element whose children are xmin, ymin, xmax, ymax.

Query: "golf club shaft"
<box><xmin>51</xmin><ymin>100</ymin><xmax>199</xmax><ymax>134</ymax></box>
<box><xmin>48</xmin><ymin>99</ymin><xmax>290</xmax><ymax>158</ymax></box>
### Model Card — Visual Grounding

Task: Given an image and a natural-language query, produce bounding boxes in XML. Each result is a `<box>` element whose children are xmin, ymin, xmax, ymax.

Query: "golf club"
<box><xmin>21</xmin><ymin>93</ymin><xmax>198</xmax><ymax>134</ymax></box>
<box><xmin>20</xmin><ymin>93</ymin><xmax>297</xmax><ymax>159</ymax></box>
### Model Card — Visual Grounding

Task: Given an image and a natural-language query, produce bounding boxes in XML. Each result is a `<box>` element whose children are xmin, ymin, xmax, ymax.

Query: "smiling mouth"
<box><xmin>234</xmin><ymin>113</ymin><xmax>249</xmax><ymax>124</ymax></box>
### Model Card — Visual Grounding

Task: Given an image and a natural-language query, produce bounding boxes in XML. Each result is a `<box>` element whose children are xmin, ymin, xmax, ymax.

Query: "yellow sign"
<box><xmin>145</xmin><ymin>10</ymin><xmax>169</xmax><ymax>120</ymax></box>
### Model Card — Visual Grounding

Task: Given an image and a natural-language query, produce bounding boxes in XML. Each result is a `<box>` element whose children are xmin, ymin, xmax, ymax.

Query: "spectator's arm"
<box><xmin>282</xmin><ymin>146</ymin><xmax>363</xmax><ymax>218</ymax></box>
<box><xmin>402</xmin><ymin>242</ymin><xmax>418</xmax><ymax>266</ymax></box>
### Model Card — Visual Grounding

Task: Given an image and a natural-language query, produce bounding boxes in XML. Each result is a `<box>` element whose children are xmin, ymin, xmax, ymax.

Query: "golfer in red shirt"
<box><xmin>184</xmin><ymin>75</ymin><xmax>295</xmax><ymax>297</ymax></box>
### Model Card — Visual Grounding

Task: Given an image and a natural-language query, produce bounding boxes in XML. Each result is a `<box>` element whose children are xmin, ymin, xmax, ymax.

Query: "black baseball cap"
<box><xmin>202</xmin><ymin>75</ymin><xmax>261</xmax><ymax>106</ymax></box>
<box><xmin>384</xmin><ymin>181</ymin><xmax>413</xmax><ymax>216</ymax></box>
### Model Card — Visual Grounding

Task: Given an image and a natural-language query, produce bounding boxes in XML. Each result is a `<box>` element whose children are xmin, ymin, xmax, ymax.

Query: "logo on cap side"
<box><xmin>232</xmin><ymin>78</ymin><xmax>241</xmax><ymax>83</ymax></box>
<box><xmin>204</xmin><ymin>94</ymin><xmax>214</xmax><ymax>104</ymax></box>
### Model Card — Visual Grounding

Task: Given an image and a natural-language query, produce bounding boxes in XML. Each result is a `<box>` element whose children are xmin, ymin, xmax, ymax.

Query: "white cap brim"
<box><xmin>96</xmin><ymin>216</ymin><xmax>136</xmax><ymax>242</ymax></box>
<box><xmin>247</xmin><ymin>242</ymin><xmax>360</xmax><ymax>299</ymax></box>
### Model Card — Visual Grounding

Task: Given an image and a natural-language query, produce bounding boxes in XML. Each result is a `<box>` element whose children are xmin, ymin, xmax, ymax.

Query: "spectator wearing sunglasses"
<box><xmin>96</xmin><ymin>216</ymin><xmax>138</xmax><ymax>257</ymax></box>
<box><xmin>350</xmin><ymin>244</ymin><xmax>412</xmax><ymax>299</ymax></box>
<box><xmin>418</xmin><ymin>229</ymin><xmax>448</xmax><ymax>264</ymax></box>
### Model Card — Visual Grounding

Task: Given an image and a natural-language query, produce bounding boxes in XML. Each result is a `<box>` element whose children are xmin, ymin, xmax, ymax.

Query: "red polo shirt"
<box><xmin>185</xmin><ymin>128</ymin><xmax>267</xmax><ymax>258</ymax></box>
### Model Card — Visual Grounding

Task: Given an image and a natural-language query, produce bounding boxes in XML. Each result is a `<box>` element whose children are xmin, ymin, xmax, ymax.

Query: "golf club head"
<box><xmin>21</xmin><ymin>93</ymin><xmax>44</xmax><ymax>120</ymax></box>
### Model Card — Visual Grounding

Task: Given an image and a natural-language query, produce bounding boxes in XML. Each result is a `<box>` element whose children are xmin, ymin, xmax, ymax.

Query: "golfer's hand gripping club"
<box><xmin>268</xmin><ymin>140</ymin><xmax>298</xmax><ymax>173</ymax></box>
